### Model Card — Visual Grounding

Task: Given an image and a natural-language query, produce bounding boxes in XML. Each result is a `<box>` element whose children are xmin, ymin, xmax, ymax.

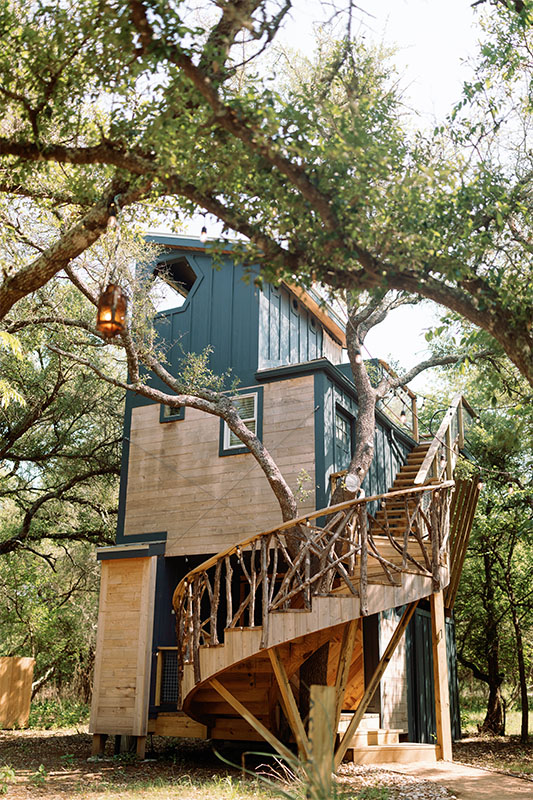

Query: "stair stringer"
<box><xmin>182</xmin><ymin>568</ymin><xmax>443</xmax><ymax>724</ymax></box>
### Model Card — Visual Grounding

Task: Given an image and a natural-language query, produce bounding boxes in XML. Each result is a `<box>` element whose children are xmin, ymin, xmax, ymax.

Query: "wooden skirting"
<box><xmin>147</xmin><ymin>712</ymin><xmax>207</xmax><ymax>738</ymax></box>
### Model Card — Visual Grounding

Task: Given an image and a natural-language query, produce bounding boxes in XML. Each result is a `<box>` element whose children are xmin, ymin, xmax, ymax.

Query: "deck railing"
<box><xmin>173</xmin><ymin>481</ymin><xmax>454</xmax><ymax>689</ymax></box>
<box><xmin>414</xmin><ymin>394</ymin><xmax>477</xmax><ymax>485</ymax></box>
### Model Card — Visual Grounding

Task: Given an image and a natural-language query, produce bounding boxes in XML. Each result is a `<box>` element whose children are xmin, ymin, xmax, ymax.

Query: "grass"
<box><xmin>460</xmin><ymin>708</ymin><xmax>531</xmax><ymax>737</ymax></box>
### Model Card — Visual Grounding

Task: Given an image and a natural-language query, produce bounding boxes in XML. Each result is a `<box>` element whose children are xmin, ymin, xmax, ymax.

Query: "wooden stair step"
<box><xmin>343</xmin><ymin>743</ymin><xmax>438</xmax><ymax>764</ymax></box>
<box><xmin>350</xmin><ymin>728</ymin><xmax>404</xmax><ymax>746</ymax></box>
<box><xmin>338</xmin><ymin>712</ymin><xmax>380</xmax><ymax>732</ymax></box>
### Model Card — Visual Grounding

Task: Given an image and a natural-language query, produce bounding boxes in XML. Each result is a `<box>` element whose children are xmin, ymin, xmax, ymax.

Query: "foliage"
<box><xmin>0</xmin><ymin>765</ymin><xmax>15</xmax><ymax>796</ymax></box>
<box><xmin>0</xmin><ymin>1</ymin><xmax>531</xmax><ymax>386</ymax></box>
<box><xmin>423</xmin><ymin>321</ymin><xmax>532</xmax><ymax>738</ymax></box>
<box><xmin>0</xmin><ymin>282</ymin><xmax>124</xmax><ymax>692</ymax></box>
<box><xmin>28</xmin><ymin>697</ymin><xmax>90</xmax><ymax>730</ymax></box>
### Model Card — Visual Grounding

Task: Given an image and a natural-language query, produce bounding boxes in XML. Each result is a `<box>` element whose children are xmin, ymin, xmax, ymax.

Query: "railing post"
<box><xmin>457</xmin><ymin>397</ymin><xmax>464</xmax><ymax>450</ymax></box>
<box><xmin>412</xmin><ymin>394</ymin><xmax>419</xmax><ymax>442</ymax></box>
<box><xmin>192</xmin><ymin>575</ymin><xmax>202</xmax><ymax>683</ymax></box>
<box><xmin>445</xmin><ymin>427</ymin><xmax>453</xmax><ymax>480</ymax></box>
<box><xmin>260</xmin><ymin>537</ymin><xmax>269</xmax><ymax>649</ymax></box>
<box><xmin>359</xmin><ymin>507</ymin><xmax>368</xmax><ymax>616</ymax></box>
<box><xmin>431</xmin><ymin>492</ymin><xmax>441</xmax><ymax>592</ymax></box>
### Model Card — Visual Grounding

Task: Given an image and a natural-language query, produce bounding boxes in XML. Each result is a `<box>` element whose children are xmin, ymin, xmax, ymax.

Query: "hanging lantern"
<box><xmin>96</xmin><ymin>283</ymin><xmax>127</xmax><ymax>339</ymax></box>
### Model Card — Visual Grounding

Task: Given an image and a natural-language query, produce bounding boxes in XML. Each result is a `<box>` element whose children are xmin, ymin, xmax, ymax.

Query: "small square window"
<box><xmin>159</xmin><ymin>403</ymin><xmax>185</xmax><ymax>423</ymax></box>
<box><xmin>219</xmin><ymin>388</ymin><xmax>263</xmax><ymax>456</ymax></box>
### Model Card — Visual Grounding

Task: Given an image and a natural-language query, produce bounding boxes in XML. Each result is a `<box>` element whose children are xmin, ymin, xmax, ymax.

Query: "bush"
<box><xmin>28</xmin><ymin>698</ymin><xmax>89</xmax><ymax>729</ymax></box>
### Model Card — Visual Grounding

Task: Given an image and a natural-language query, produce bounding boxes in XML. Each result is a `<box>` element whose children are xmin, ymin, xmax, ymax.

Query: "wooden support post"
<box><xmin>431</xmin><ymin>590</ymin><xmax>452</xmax><ymax>761</ymax></box>
<box><xmin>334</xmin><ymin>620</ymin><xmax>358</xmax><ymax>731</ymax></box>
<box><xmin>334</xmin><ymin>601</ymin><xmax>418</xmax><ymax>768</ymax></box>
<box><xmin>91</xmin><ymin>733</ymin><xmax>107</xmax><ymax>756</ymax></box>
<box><xmin>308</xmin><ymin>685</ymin><xmax>336</xmax><ymax>800</ymax></box>
<box><xmin>268</xmin><ymin>647</ymin><xmax>310</xmax><ymax>760</ymax></box>
<box><xmin>136</xmin><ymin>736</ymin><xmax>146</xmax><ymax>760</ymax></box>
<box><xmin>209</xmin><ymin>678</ymin><xmax>294</xmax><ymax>763</ymax></box>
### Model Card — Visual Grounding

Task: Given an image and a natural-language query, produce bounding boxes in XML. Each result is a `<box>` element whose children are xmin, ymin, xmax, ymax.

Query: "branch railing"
<box><xmin>414</xmin><ymin>394</ymin><xmax>477</xmax><ymax>485</ymax></box>
<box><xmin>173</xmin><ymin>481</ymin><xmax>454</xmax><ymax>691</ymax></box>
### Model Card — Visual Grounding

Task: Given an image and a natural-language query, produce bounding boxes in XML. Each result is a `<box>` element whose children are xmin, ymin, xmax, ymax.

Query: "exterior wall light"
<box><xmin>96</xmin><ymin>283</ymin><xmax>127</xmax><ymax>339</ymax></box>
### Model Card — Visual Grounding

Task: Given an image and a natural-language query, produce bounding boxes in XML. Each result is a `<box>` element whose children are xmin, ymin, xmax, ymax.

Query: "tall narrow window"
<box><xmin>224</xmin><ymin>394</ymin><xmax>257</xmax><ymax>450</ymax></box>
<box><xmin>219</xmin><ymin>388</ymin><xmax>263</xmax><ymax>456</ymax></box>
<box><xmin>334</xmin><ymin>407</ymin><xmax>354</xmax><ymax>472</ymax></box>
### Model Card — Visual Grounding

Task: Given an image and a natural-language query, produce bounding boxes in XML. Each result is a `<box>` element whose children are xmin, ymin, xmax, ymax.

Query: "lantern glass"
<box><xmin>96</xmin><ymin>284</ymin><xmax>127</xmax><ymax>338</ymax></box>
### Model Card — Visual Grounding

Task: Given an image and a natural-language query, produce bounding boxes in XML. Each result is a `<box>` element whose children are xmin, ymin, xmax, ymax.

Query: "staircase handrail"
<box><xmin>172</xmin><ymin>481</ymin><xmax>454</xmax><ymax>606</ymax></box>
<box><xmin>172</xmin><ymin>481</ymin><xmax>454</xmax><ymax>691</ymax></box>
<box><xmin>414</xmin><ymin>394</ymin><xmax>476</xmax><ymax>485</ymax></box>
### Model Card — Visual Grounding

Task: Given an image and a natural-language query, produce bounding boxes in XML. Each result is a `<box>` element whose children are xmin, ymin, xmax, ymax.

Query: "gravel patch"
<box><xmin>338</xmin><ymin>762</ymin><xmax>457</xmax><ymax>799</ymax></box>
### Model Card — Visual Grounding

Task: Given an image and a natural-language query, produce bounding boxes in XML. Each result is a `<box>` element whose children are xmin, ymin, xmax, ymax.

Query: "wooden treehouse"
<box><xmin>89</xmin><ymin>235</ymin><xmax>480</xmax><ymax>764</ymax></box>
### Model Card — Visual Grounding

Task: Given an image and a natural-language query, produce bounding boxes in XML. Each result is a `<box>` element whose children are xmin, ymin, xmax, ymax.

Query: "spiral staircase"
<box><xmin>168</xmin><ymin>395</ymin><xmax>480</xmax><ymax>765</ymax></box>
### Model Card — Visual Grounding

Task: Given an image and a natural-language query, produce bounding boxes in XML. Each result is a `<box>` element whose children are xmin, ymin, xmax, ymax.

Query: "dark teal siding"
<box><xmin>406</xmin><ymin>607</ymin><xmax>461</xmax><ymax>742</ymax></box>
<box><xmin>139</xmin><ymin>247</ymin><xmax>261</xmax><ymax>395</ymax></box>
<box><xmin>259</xmin><ymin>283</ymin><xmax>326</xmax><ymax>369</ymax></box>
<box><xmin>313</xmin><ymin>367</ymin><xmax>413</xmax><ymax>511</ymax></box>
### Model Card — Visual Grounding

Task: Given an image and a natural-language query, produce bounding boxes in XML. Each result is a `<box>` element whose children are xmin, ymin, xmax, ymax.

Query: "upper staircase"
<box><xmin>170</xmin><ymin>394</ymin><xmax>479</xmax><ymax>763</ymax></box>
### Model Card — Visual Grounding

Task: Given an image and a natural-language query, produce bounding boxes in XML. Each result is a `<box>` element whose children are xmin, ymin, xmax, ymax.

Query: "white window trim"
<box><xmin>223</xmin><ymin>392</ymin><xmax>258</xmax><ymax>451</ymax></box>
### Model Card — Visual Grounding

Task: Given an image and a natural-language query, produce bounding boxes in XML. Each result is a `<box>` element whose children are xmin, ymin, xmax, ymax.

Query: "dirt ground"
<box><xmin>0</xmin><ymin>728</ymin><xmax>531</xmax><ymax>799</ymax></box>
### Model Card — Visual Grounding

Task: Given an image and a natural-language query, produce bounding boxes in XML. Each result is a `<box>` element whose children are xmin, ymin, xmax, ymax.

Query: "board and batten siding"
<box><xmin>122</xmin><ymin>376</ymin><xmax>316</xmax><ymax>556</ymax></box>
<box><xmin>90</xmin><ymin>556</ymin><xmax>156</xmax><ymax>736</ymax></box>
<box><xmin>258</xmin><ymin>283</ymin><xmax>343</xmax><ymax>370</ymax></box>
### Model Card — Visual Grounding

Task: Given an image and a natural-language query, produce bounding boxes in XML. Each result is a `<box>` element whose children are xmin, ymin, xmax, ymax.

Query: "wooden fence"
<box><xmin>0</xmin><ymin>657</ymin><xmax>34</xmax><ymax>729</ymax></box>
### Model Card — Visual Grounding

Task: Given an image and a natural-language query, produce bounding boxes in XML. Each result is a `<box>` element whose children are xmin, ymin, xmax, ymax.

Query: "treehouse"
<box><xmin>89</xmin><ymin>235</ymin><xmax>480</xmax><ymax>765</ymax></box>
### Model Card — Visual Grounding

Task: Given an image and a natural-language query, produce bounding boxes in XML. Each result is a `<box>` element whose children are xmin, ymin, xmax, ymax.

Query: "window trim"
<box><xmin>159</xmin><ymin>403</ymin><xmax>185</xmax><ymax>423</ymax></box>
<box><xmin>334</xmin><ymin>404</ymin><xmax>355</xmax><ymax>472</ymax></box>
<box><xmin>219</xmin><ymin>387</ymin><xmax>263</xmax><ymax>456</ymax></box>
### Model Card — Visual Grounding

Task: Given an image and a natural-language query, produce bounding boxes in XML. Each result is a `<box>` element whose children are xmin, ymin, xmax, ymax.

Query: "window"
<box><xmin>334</xmin><ymin>407</ymin><xmax>354</xmax><ymax>471</ymax></box>
<box><xmin>151</xmin><ymin>257</ymin><xmax>199</xmax><ymax>312</ymax></box>
<box><xmin>159</xmin><ymin>403</ymin><xmax>185</xmax><ymax>423</ymax></box>
<box><xmin>219</xmin><ymin>388</ymin><xmax>263</xmax><ymax>456</ymax></box>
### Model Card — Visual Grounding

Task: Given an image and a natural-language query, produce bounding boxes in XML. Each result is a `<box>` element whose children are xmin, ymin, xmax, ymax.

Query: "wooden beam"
<box><xmin>334</xmin><ymin>601</ymin><xmax>418</xmax><ymax>768</ymax></box>
<box><xmin>334</xmin><ymin>620</ymin><xmax>359</xmax><ymax>730</ymax></box>
<box><xmin>431</xmin><ymin>591</ymin><xmax>452</xmax><ymax>761</ymax></box>
<box><xmin>268</xmin><ymin>648</ymin><xmax>310</xmax><ymax>760</ymax></box>
<box><xmin>308</xmin><ymin>685</ymin><xmax>336</xmax><ymax>799</ymax></box>
<box><xmin>209</xmin><ymin>678</ymin><xmax>294</xmax><ymax>763</ymax></box>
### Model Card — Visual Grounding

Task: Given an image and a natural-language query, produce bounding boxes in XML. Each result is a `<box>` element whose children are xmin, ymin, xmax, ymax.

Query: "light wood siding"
<box><xmin>379</xmin><ymin>609</ymin><xmax>409</xmax><ymax>734</ymax></box>
<box><xmin>90</xmin><ymin>556</ymin><xmax>156</xmax><ymax>736</ymax></box>
<box><xmin>0</xmin><ymin>657</ymin><xmax>34</xmax><ymax>729</ymax></box>
<box><xmin>123</xmin><ymin>376</ymin><xmax>316</xmax><ymax>556</ymax></box>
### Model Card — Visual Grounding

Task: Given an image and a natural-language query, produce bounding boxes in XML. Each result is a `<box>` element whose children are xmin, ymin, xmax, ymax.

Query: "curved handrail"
<box><xmin>171</xmin><ymin>481</ymin><xmax>454</xmax><ymax>607</ymax></box>
<box><xmin>173</xmin><ymin>481</ymin><xmax>455</xmax><ymax>691</ymax></box>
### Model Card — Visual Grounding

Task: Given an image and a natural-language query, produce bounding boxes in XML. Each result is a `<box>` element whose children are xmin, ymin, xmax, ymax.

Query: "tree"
<box><xmin>0</xmin><ymin>1</ymin><xmax>532</xmax><ymax>385</ymax></box>
<box><xmin>0</xmin><ymin>285</ymin><xmax>123</xmax><ymax>690</ymax></box>
<box><xmin>422</xmin><ymin>322</ymin><xmax>532</xmax><ymax>740</ymax></box>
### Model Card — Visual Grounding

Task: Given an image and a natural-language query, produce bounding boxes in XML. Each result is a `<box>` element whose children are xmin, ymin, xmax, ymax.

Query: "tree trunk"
<box><xmin>506</xmin><ymin>582</ymin><xmax>529</xmax><ymax>743</ymax></box>
<box><xmin>478</xmin><ymin>551</ymin><xmax>505</xmax><ymax>736</ymax></box>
